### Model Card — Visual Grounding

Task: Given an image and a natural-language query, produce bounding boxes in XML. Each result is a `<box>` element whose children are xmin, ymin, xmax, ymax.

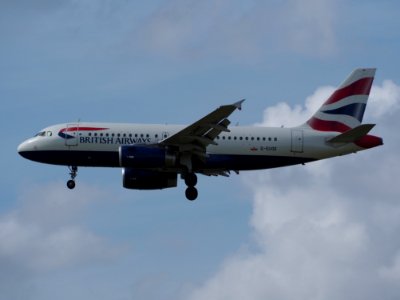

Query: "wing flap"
<box><xmin>205</xmin><ymin>118</ymin><xmax>231</xmax><ymax>141</ymax></box>
<box><xmin>161</xmin><ymin>100</ymin><xmax>243</xmax><ymax>148</ymax></box>
<box><xmin>159</xmin><ymin>100</ymin><xmax>244</xmax><ymax>172</ymax></box>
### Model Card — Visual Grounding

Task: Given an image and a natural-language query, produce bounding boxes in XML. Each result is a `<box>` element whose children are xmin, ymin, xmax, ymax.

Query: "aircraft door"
<box><xmin>291</xmin><ymin>129</ymin><xmax>303</xmax><ymax>153</ymax></box>
<box><xmin>65</xmin><ymin>124</ymin><xmax>79</xmax><ymax>146</ymax></box>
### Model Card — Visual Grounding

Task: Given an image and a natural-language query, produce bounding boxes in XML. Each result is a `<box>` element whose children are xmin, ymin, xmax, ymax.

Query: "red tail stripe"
<box><xmin>307</xmin><ymin>117</ymin><xmax>351</xmax><ymax>132</ymax></box>
<box><xmin>324</xmin><ymin>77</ymin><xmax>374</xmax><ymax>105</ymax></box>
<box><xmin>355</xmin><ymin>135</ymin><xmax>383</xmax><ymax>149</ymax></box>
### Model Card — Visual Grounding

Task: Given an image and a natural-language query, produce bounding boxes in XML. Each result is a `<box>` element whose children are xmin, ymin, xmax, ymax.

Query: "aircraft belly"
<box><xmin>199</xmin><ymin>154</ymin><xmax>315</xmax><ymax>171</ymax></box>
<box><xmin>20</xmin><ymin>150</ymin><xmax>119</xmax><ymax>167</ymax></box>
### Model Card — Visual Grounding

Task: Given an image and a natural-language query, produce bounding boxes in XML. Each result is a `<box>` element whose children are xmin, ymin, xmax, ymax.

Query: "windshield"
<box><xmin>34</xmin><ymin>131</ymin><xmax>52</xmax><ymax>137</ymax></box>
<box><xmin>34</xmin><ymin>131</ymin><xmax>46</xmax><ymax>137</ymax></box>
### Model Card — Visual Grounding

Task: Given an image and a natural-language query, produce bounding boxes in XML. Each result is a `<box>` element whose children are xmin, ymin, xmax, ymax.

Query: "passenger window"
<box><xmin>245</xmin><ymin>137</ymin><xmax>248</xmax><ymax>140</ymax></box>
<box><xmin>239</xmin><ymin>137</ymin><xmax>243</xmax><ymax>140</ymax></box>
<box><xmin>274</xmin><ymin>137</ymin><xmax>278</xmax><ymax>141</ymax></box>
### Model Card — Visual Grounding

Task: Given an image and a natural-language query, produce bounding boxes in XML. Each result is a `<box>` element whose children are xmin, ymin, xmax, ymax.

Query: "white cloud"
<box><xmin>256</xmin><ymin>86</ymin><xmax>334</xmax><ymax>127</ymax></box>
<box><xmin>187</xmin><ymin>79</ymin><xmax>400</xmax><ymax>300</ymax></box>
<box><xmin>0</xmin><ymin>182</ymin><xmax>122</xmax><ymax>297</ymax></box>
<box><xmin>368</xmin><ymin>80</ymin><xmax>400</xmax><ymax>119</ymax></box>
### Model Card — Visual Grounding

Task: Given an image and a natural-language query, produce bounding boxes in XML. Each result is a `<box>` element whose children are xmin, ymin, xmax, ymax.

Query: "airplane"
<box><xmin>18</xmin><ymin>68</ymin><xmax>383</xmax><ymax>201</ymax></box>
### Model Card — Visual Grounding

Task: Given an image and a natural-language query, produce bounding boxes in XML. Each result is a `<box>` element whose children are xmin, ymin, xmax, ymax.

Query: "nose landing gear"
<box><xmin>67</xmin><ymin>166</ymin><xmax>78</xmax><ymax>189</ymax></box>
<box><xmin>184</xmin><ymin>173</ymin><xmax>198</xmax><ymax>201</ymax></box>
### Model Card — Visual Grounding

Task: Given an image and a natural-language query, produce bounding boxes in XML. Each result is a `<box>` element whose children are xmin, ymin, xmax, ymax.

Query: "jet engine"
<box><xmin>119</xmin><ymin>145</ymin><xmax>176</xmax><ymax>168</ymax></box>
<box><xmin>122</xmin><ymin>168</ymin><xmax>177</xmax><ymax>190</ymax></box>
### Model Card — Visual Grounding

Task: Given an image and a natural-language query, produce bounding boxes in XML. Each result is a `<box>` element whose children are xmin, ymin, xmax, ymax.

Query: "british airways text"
<box><xmin>79</xmin><ymin>137</ymin><xmax>151</xmax><ymax>144</ymax></box>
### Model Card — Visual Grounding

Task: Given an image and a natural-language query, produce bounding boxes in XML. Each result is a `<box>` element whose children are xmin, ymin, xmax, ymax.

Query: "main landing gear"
<box><xmin>67</xmin><ymin>166</ymin><xmax>78</xmax><ymax>189</ymax></box>
<box><xmin>184</xmin><ymin>173</ymin><xmax>198</xmax><ymax>201</ymax></box>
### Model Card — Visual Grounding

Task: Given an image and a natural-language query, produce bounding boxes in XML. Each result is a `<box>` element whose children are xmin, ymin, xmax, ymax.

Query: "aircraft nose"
<box><xmin>18</xmin><ymin>141</ymin><xmax>29</xmax><ymax>158</ymax></box>
<box><xmin>17</xmin><ymin>139</ymin><xmax>36</xmax><ymax>159</ymax></box>
<box><xmin>17</xmin><ymin>142</ymin><xmax>25</xmax><ymax>153</ymax></box>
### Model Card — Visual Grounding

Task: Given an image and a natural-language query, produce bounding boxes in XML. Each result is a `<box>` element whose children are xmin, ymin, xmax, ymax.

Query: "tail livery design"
<box><xmin>304</xmin><ymin>68</ymin><xmax>382</xmax><ymax>149</ymax></box>
<box><xmin>305</xmin><ymin>68</ymin><xmax>375</xmax><ymax>132</ymax></box>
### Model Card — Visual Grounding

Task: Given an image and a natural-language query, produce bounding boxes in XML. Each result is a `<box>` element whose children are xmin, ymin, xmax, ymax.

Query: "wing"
<box><xmin>160</xmin><ymin>99</ymin><xmax>244</xmax><ymax>170</ymax></box>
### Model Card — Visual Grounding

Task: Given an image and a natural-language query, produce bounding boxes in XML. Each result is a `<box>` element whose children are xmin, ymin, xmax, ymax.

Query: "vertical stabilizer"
<box><xmin>304</xmin><ymin>68</ymin><xmax>376</xmax><ymax>132</ymax></box>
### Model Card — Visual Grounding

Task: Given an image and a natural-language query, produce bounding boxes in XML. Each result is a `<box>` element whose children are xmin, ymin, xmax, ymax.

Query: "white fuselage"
<box><xmin>18</xmin><ymin>122</ymin><xmax>365</xmax><ymax>171</ymax></box>
<box><xmin>16</xmin><ymin>69</ymin><xmax>384</xmax><ymax>200</ymax></box>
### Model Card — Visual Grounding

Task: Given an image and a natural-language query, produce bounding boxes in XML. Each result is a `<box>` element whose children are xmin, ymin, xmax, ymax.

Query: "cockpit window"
<box><xmin>34</xmin><ymin>131</ymin><xmax>52</xmax><ymax>137</ymax></box>
<box><xmin>35</xmin><ymin>131</ymin><xmax>46</xmax><ymax>137</ymax></box>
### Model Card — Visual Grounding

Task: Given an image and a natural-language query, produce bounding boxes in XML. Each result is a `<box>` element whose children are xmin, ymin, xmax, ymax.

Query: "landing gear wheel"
<box><xmin>185</xmin><ymin>186</ymin><xmax>198</xmax><ymax>201</ymax></box>
<box><xmin>183</xmin><ymin>173</ymin><xmax>198</xmax><ymax>200</ymax></box>
<box><xmin>67</xmin><ymin>166</ymin><xmax>78</xmax><ymax>190</ymax></box>
<box><xmin>67</xmin><ymin>180</ymin><xmax>76</xmax><ymax>189</ymax></box>
<box><xmin>184</xmin><ymin>173</ymin><xmax>197</xmax><ymax>187</ymax></box>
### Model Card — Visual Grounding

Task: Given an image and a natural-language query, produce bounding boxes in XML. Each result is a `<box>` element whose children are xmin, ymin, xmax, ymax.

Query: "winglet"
<box><xmin>233</xmin><ymin>99</ymin><xmax>245</xmax><ymax>111</ymax></box>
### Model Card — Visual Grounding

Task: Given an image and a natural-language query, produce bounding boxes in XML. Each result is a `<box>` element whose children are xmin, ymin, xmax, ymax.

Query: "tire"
<box><xmin>185</xmin><ymin>186</ymin><xmax>198</xmax><ymax>201</ymax></box>
<box><xmin>67</xmin><ymin>180</ymin><xmax>76</xmax><ymax>189</ymax></box>
<box><xmin>184</xmin><ymin>173</ymin><xmax>197</xmax><ymax>187</ymax></box>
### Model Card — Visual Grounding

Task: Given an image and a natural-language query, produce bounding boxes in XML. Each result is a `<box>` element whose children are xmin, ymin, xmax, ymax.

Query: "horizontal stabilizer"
<box><xmin>327</xmin><ymin>124</ymin><xmax>375</xmax><ymax>143</ymax></box>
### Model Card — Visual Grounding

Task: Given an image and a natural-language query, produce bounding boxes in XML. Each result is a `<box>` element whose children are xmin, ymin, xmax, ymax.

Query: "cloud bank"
<box><xmin>187</xmin><ymin>79</ymin><xmax>400</xmax><ymax>300</ymax></box>
<box><xmin>0</xmin><ymin>183</ymin><xmax>122</xmax><ymax>298</ymax></box>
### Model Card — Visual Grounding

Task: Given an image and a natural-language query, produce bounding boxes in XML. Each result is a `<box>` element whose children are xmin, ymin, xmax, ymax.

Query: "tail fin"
<box><xmin>304</xmin><ymin>68</ymin><xmax>376</xmax><ymax>132</ymax></box>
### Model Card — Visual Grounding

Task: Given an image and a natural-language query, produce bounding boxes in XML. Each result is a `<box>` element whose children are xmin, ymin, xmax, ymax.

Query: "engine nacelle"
<box><xmin>119</xmin><ymin>145</ymin><xmax>176</xmax><ymax>168</ymax></box>
<box><xmin>122</xmin><ymin>168</ymin><xmax>177</xmax><ymax>190</ymax></box>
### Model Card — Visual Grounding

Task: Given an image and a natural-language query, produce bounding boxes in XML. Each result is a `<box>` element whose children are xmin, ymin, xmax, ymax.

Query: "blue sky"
<box><xmin>1</xmin><ymin>1</ymin><xmax>400</xmax><ymax>299</ymax></box>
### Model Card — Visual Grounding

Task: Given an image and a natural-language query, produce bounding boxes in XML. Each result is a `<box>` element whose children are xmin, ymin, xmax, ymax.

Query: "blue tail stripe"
<box><xmin>322</xmin><ymin>103</ymin><xmax>366</xmax><ymax>122</ymax></box>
